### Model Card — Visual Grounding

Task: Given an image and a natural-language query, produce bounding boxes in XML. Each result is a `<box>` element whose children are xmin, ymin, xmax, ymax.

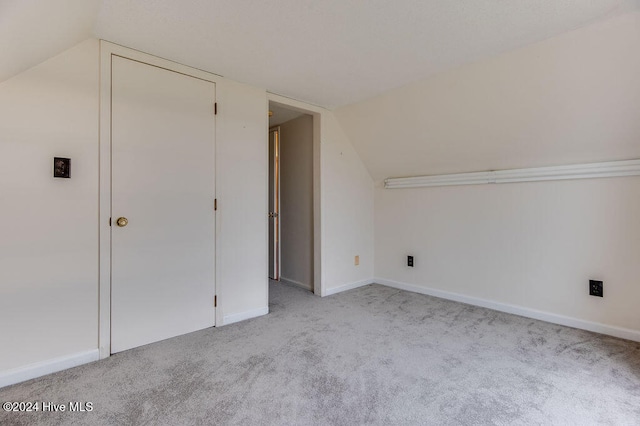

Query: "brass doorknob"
<box><xmin>116</xmin><ymin>217</ymin><xmax>128</xmax><ymax>227</ymax></box>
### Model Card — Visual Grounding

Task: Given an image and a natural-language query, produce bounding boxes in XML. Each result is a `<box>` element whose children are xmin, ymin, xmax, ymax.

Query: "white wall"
<box><xmin>280</xmin><ymin>115</ymin><xmax>314</xmax><ymax>290</ymax></box>
<box><xmin>0</xmin><ymin>35</ymin><xmax>377</xmax><ymax>382</ymax></box>
<box><xmin>0</xmin><ymin>39</ymin><xmax>270</xmax><ymax>381</ymax></box>
<box><xmin>334</xmin><ymin>11</ymin><xmax>640</xmax><ymax>337</ymax></box>
<box><xmin>0</xmin><ymin>39</ymin><xmax>100</xmax><ymax>372</ymax></box>
<box><xmin>215</xmin><ymin>78</ymin><xmax>269</xmax><ymax>323</ymax></box>
<box><xmin>321</xmin><ymin>113</ymin><xmax>375</xmax><ymax>294</ymax></box>
<box><xmin>375</xmin><ymin>178</ymin><xmax>640</xmax><ymax>333</ymax></box>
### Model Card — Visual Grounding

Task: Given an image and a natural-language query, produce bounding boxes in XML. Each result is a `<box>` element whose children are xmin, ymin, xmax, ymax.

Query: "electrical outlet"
<box><xmin>407</xmin><ymin>255</ymin><xmax>414</xmax><ymax>267</ymax></box>
<box><xmin>354</xmin><ymin>255</ymin><xmax>360</xmax><ymax>266</ymax></box>
<box><xmin>589</xmin><ymin>280</ymin><xmax>603</xmax><ymax>297</ymax></box>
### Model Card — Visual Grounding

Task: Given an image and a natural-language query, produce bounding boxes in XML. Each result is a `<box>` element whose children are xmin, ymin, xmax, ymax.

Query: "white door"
<box><xmin>111</xmin><ymin>56</ymin><xmax>216</xmax><ymax>353</ymax></box>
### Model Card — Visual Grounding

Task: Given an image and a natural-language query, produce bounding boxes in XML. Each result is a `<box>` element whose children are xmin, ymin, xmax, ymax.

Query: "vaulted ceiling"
<box><xmin>0</xmin><ymin>0</ymin><xmax>99</xmax><ymax>84</ymax></box>
<box><xmin>2</xmin><ymin>0</ymin><xmax>639</xmax><ymax>108</ymax></box>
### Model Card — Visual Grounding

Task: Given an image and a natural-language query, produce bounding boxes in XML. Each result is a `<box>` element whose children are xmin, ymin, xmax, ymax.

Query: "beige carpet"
<box><xmin>1</xmin><ymin>281</ymin><xmax>639</xmax><ymax>425</ymax></box>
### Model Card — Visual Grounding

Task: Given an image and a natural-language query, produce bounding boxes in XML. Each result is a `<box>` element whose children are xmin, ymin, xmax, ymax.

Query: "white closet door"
<box><xmin>111</xmin><ymin>56</ymin><xmax>216</xmax><ymax>353</ymax></box>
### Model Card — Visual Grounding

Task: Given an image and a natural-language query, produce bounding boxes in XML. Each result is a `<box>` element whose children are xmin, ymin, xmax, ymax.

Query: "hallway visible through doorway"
<box><xmin>268</xmin><ymin>103</ymin><xmax>314</xmax><ymax>292</ymax></box>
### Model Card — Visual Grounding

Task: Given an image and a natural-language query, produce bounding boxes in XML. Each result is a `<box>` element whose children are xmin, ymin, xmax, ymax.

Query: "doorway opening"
<box><xmin>268</xmin><ymin>102</ymin><xmax>315</xmax><ymax>293</ymax></box>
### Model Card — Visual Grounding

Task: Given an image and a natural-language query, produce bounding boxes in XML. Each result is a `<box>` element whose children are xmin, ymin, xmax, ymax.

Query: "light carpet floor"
<box><xmin>1</xmin><ymin>282</ymin><xmax>639</xmax><ymax>425</ymax></box>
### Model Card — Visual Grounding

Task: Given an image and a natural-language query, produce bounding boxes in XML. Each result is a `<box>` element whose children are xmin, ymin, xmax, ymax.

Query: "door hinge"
<box><xmin>214</xmin><ymin>103</ymin><xmax>217</xmax><ymax>115</ymax></box>
<box><xmin>214</xmin><ymin>295</ymin><xmax>217</xmax><ymax>307</ymax></box>
<box><xmin>214</xmin><ymin>198</ymin><xmax>218</xmax><ymax>211</ymax></box>
<box><xmin>109</xmin><ymin>217</ymin><xmax>112</xmax><ymax>226</ymax></box>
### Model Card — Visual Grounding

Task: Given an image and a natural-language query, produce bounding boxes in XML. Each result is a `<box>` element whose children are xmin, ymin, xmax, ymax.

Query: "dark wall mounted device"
<box><xmin>407</xmin><ymin>255</ymin><xmax>414</xmax><ymax>267</ymax></box>
<box><xmin>589</xmin><ymin>280</ymin><xmax>603</xmax><ymax>297</ymax></box>
<box><xmin>54</xmin><ymin>157</ymin><xmax>71</xmax><ymax>178</ymax></box>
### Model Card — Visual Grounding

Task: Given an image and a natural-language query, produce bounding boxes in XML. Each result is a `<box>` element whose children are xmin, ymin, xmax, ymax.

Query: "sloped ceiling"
<box><xmin>335</xmin><ymin>11</ymin><xmax>640</xmax><ymax>181</ymax></box>
<box><xmin>1</xmin><ymin>0</ymin><xmax>638</xmax><ymax>108</ymax></box>
<box><xmin>0</xmin><ymin>0</ymin><xmax>99</xmax><ymax>83</ymax></box>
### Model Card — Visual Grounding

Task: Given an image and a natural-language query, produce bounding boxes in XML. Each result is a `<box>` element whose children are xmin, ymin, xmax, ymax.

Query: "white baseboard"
<box><xmin>323</xmin><ymin>278</ymin><xmax>374</xmax><ymax>297</ymax></box>
<box><xmin>223</xmin><ymin>306</ymin><xmax>269</xmax><ymax>326</ymax></box>
<box><xmin>375</xmin><ymin>278</ymin><xmax>640</xmax><ymax>343</ymax></box>
<box><xmin>0</xmin><ymin>349</ymin><xmax>100</xmax><ymax>389</ymax></box>
<box><xmin>280</xmin><ymin>276</ymin><xmax>313</xmax><ymax>291</ymax></box>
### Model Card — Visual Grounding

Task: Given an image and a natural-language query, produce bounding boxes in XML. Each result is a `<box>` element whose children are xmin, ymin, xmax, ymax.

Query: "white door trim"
<box><xmin>267</xmin><ymin>94</ymin><xmax>323</xmax><ymax>296</ymax></box>
<box><xmin>99</xmin><ymin>41</ymin><xmax>221</xmax><ymax>359</ymax></box>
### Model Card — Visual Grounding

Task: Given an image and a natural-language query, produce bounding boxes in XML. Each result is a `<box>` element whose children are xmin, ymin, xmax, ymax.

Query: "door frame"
<box><xmin>268</xmin><ymin>126</ymin><xmax>281</xmax><ymax>280</ymax></box>
<box><xmin>267</xmin><ymin>95</ymin><xmax>322</xmax><ymax>296</ymax></box>
<box><xmin>98</xmin><ymin>41</ymin><xmax>220</xmax><ymax>359</ymax></box>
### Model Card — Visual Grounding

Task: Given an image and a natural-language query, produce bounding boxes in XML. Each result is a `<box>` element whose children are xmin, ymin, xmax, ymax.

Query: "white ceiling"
<box><xmin>269</xmin><ymin>103</ymin><xmax>305</xmax><ymax>128</ymax></box>
<box><xmin>0</xmin><ymin>0</ymin><xmax>99</xmax><ymax>83</ymax></box>
<box><xmin>2</xmin><ymin>0</ymin><xmax>639</xmax><ymax>108</ymax></box>
<box><xmin>335</xmin><ymin>10</ymin><xmax>640</xmax><ymax>181</ymax></box>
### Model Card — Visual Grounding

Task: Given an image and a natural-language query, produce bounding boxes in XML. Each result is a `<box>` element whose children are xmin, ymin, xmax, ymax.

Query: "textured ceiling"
<box><xmin>2</xmin><ymin>1</ymin><xmax>639</xmax><ymax>108</ymax></box>
<box><xmin>93</xmin><ymin>0</ymin><xmax>639</xmax><ymax>108</ymax></box>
